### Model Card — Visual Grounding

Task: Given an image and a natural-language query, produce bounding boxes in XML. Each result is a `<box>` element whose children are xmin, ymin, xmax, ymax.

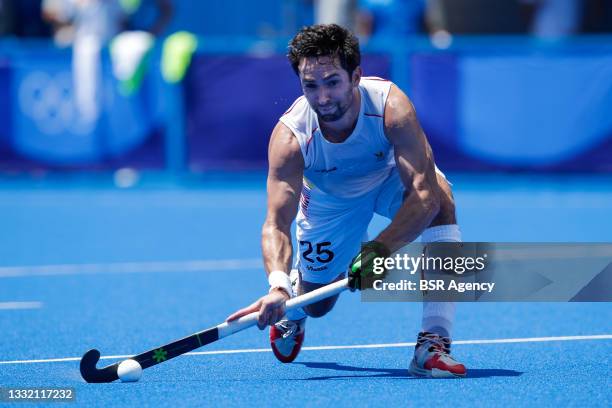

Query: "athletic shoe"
<box><xmin>409</xmin><ymin>331</ymin><xmax>466</xmax><ymax>378</ymax></box>
<box><xmin>270</xmin><ymin>317</ymin><xmax>306</xmax><ymax>363</ymax></box>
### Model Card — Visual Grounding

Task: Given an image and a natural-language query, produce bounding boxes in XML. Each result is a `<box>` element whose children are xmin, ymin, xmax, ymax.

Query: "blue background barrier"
<box><xmin>411</xmin><ymin>47</ymin><xmax>612</xmax><ymax>172</ymax></box>
<box><xmin>0</xmin><ymin>36</ymin><xmax>611</xmax><ymax>172</ymax></box>
<box><xmin>0</xmin><ymin>43</ymin><xmax>171</xmax><ymax>170</ymax></box>
<box><xmin>184</xmin><ymin>54</ymin><xmax>390</xmax><ymax>171</ymax></box>
<box><xmin>2</xmin><ymin>46</ymin><xmax>161</xmax><ymax>167</ymax></box>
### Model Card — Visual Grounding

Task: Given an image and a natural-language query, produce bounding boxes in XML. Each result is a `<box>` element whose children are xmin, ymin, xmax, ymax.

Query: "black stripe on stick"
<box><xmin>80</xmin><ymin>327</ymin><xmax>220</xmax><ymax>383</ymax></box>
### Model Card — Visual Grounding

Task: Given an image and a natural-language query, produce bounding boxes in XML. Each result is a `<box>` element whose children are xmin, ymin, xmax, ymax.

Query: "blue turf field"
<box><xmin>0</xmin><ymin>173</ymin><xmax>611</xmax><ymax>407</ymax></box>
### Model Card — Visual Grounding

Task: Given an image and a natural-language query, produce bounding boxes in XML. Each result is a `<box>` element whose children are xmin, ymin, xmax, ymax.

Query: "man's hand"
<box><xmin>348</xmin><ymin>240</ymin><xmax>391</xmax><ymax>291</ymax></box>
<box><xmin>226</xmin><ymin>289</ymin><xmax>290</xmax><ymax>329</ymax></box>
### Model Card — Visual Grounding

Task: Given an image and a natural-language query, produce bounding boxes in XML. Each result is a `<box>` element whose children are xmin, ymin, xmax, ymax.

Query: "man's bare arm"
<box><xmin>262</xmin><ymin>122</ymin><xmax>304</xmax><ymax>278</ymax></box>
<box><xmin>227</xmin><ymin>122</ymin><xmax>303</xmax><ymax>326</ymax></box>
<box><xmin>375</xmin><ymin>85</ymin><xmax>441</xmax><ymax>251</ymax></box>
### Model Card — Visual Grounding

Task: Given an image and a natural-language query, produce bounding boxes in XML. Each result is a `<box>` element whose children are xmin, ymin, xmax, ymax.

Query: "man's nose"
<box><xmin>317</xmin><ymin>90</ymin><xmax>331</xmax><ymax>105</ymax></box>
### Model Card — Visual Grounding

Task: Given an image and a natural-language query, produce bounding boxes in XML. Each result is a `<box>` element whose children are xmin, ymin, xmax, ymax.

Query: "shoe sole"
<box><xmin>409</xmin><ymin>358</ymin><xmax>466</xmax><ymax>378</ymax></box>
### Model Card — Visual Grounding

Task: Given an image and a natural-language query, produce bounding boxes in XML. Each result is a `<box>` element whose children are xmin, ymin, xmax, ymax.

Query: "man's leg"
<box><xmin>375</xmin><ymin>169</ymin><xmax>466</xmax><ymax>377</ymax></box>
<box><xmin>271</xmin><ymin>269</ymin><xmax>360</xmax><ymax>363</ymax></box>
<box><xmin>420</xmin><ymin>225</ymin><xmax>458</xmax><ymax>340</ymax></box>
<box><xmin>410</xmin><ymin>223</ymin><xmax>466</xmax><ymax>378</ymax></box>
<box><xmin>270</xmin><ymin>270</ymin><xmax>346</xmax><ymax>363</ymax></box>
<box><xmin>283</xmin><ymin>269</ymin><xmax>344</xmax><ymax>320</ymax></box>
<box><xmin>298</xmin><ymin>271</ymin><xmax>346</xmax><ymax>318</ymax></box>
<box><xmin>271</xmin><ymin>185</ymin><xmax>374</xmax><ymax>363</ymax></box>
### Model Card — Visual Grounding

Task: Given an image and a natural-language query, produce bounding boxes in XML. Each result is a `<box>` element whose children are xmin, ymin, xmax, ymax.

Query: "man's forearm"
<box><xmin>261</xmin><ymin>223</ymin><xmax>294</xmax><ymax>276</ymax></box>
<box><xmin>375</xmin><ymin>188</ymin><xmax>440</xmax><ymax>252</ymax></box>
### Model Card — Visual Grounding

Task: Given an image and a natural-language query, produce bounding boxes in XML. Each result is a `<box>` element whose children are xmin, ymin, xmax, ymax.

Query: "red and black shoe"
<box><xmin>409</xmin><ymin>332</ymin><xmax>467</xmax><ymax>378</ymax></box>
<box><xmin>269</xmin><ymin>317</ymin><xmax>306</xmax><ymax>363</ymax></box>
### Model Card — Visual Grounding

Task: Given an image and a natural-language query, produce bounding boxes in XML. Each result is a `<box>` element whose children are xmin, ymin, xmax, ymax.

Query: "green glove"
<box><xmin>348</xmin><ymin>241</ymin><xmax>391</xmax><ymax>291</ymax></box>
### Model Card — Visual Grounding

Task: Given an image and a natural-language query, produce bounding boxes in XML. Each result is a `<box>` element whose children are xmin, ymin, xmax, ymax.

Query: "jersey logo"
<box><xmin>374</xmin><ymin>151</ymin><xmax>385</xmax><ymax>161</ymax></box>
<box><xmin>314</xmin><ymin>166</ymin><xmax>338</xmax><ymax>173</ymax></box>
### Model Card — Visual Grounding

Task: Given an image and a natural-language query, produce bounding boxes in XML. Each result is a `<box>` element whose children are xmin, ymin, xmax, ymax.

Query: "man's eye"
<box><xmin>304</xmin><ymin>84</ymin><xmax>317</xmax><ymax>89</ymax></box>
<box><xmin>328</xmin><ymin>81</ymin><xmax>338</xmax><ymax>87</ymax></box>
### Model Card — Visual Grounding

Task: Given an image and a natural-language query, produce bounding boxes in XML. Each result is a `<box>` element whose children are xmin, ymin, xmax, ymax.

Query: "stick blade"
<box><xmin>80</xmin><ymin>349</ymin><xmax>120</xmax><ymax>383</ymax></box>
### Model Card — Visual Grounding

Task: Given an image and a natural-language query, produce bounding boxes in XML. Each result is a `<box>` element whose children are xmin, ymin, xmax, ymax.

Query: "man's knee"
<box><xmin>298</xmin><ymin>272</ymin><xmax>344</xmax><ymax>318</ymax></box>
<box><xmin>302</xmin><ymin>294</ymin><xmax>339</xmax><ymax>318</ymax></box>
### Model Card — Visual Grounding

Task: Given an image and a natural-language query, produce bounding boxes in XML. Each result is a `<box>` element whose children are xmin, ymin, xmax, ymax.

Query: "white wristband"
<box><xmin>268</xmin><ymin>270</ymin><xmax>292</xmax><ymax>297</ymax></box>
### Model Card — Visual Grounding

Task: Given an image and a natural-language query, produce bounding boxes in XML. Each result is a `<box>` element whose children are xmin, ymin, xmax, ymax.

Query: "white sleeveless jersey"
<box><xmin>279</xmin><ymin>77</ymin><xmax>395</xmax><ymax>199</ymax></box>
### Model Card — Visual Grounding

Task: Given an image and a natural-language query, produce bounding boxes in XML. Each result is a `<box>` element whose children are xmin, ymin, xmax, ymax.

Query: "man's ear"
<box><xmin>352</xmin><ymin>66</ymin><xmax>362</xmax><ymax>87</ymax></box>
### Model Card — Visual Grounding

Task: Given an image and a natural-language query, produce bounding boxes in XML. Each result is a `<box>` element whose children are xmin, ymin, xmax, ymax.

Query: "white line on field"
<box><xmin>0</xmin><ymin>301</ymin><xmax>43</xmax><ymax>310</ymax></box>
<box><xmin>0</xmin><ymin>259</ymin><xmax>262</xmax><ymax>278</ymax></box>
<box><xmin>0</xmin><ymin>334</ymin><xmax>610</xmax><ymax>365</ymax></box>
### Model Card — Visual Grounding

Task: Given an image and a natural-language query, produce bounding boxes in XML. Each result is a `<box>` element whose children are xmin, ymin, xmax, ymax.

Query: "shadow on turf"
<box><xmin>290</xmin><ymin>362</ymin><xmax>523</xmax><ymax>380</ymax></box>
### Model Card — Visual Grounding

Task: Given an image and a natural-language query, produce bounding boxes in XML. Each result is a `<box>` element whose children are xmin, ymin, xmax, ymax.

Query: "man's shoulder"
<box><xmin>279</xmin><ymin>95</ymin><xmax>316</xmax><ymax>139</ymax></box>
<box><xmin>360</xmin><ymin>76</ymin><xmax>393</xmax><ymax>93</ymax></box>
<box><xmin>269</xmin><ymin>121</ymin><xmax>305</xmax><ymax>171</ymax></box>
<box><xmin>281</xmin><ymin>95</ymin><xmax>309</xmax><ymax>118</ymax></box>
<box><xmin>361</xmin><ymin>76</ymin><xmax>392</xmax><ymax>83</ymax></box>
<box><xmin>359</xmin><ymin>77</ymin><xmax>394</xmax><ymax>119</ymax></box>
<box><xmin>383</xmin><ymin>84</ymin><xmax>417</xmax><ymax>127</ymax></box>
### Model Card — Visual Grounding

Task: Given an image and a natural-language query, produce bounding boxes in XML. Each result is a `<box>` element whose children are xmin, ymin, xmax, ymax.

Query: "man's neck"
<box><xmin>319</xmin><ymin>88</ymin><xmax>361</xmax><ymax>143</ymax></box>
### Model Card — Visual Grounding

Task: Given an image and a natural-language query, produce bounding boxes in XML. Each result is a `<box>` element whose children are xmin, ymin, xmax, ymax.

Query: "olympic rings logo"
<box><xmin>18</xmin><ymin>70</ymin><xmax>96</xmax><ymax>136</ymax></box>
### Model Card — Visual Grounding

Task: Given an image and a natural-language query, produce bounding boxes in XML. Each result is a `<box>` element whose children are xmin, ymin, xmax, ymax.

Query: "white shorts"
<box><xmin>295</xmin><ymin>167</ymin><xmax>456</xmax><ymax>284</ymax></box>
<box><xmin>295</xmin><ymin>168</ymin><xmax>407</xmax><ymax>284</ymax></box>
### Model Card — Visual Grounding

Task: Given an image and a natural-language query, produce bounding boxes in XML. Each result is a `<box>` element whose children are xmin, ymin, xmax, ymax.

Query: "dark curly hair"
<box><xmin>288</xmin><ymin>24</ymin><xmax>361</xmax><ymax>77</ymax></box>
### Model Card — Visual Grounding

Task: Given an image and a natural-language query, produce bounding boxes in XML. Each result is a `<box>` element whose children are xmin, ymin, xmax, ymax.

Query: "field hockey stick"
<box><xmin>80</xmin><ymin>277</ymin><xmax>349</xmax><ymax>383</ymax></box>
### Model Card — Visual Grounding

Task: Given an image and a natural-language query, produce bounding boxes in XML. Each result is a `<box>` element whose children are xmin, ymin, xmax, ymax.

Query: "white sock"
<box><xmin>420</xmin><ymin>224</ymin><xmax>461</xmax><ymax>338</ymax></box>
<box><xmin>422</xmin><ymin>303</ymin><xmax>455</xmax><ymax>338</ymax></box>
